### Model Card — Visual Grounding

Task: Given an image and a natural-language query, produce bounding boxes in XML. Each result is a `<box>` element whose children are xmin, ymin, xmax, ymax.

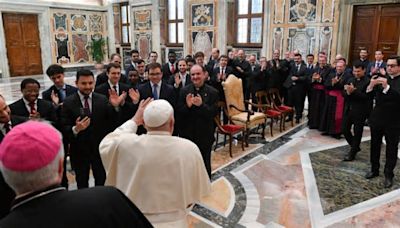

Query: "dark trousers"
<box><xmin>342</xmin><ymin>113</ymin><xmax>366</xmax><ymax>153</ymax></box>
<box><xmin>370</xmin><ymin>126</ymin><xmax>400</xmax><ymax>178</ymax></box>
<box><xmin>71</xmin><ymin>153</ymin><xmax>106</xmax><ymax>189</ymax></box>
<box><xmin>199</xmin><ymin>144</ymin><xmax>212</xmax><ymax>179</ymax></box>
<box><xmin>287</xmin><ymin>85</ymin><xmax>306</xmax><ymax>120</ymax></box>
<box><xmin>61</xmin><ymin>141</ymin><xmax>69</xmax><ymax>189</ymax></box>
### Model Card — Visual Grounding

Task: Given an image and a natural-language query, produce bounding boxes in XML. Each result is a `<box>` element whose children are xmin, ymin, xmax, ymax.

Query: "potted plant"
<box><xmin>89</xmin><ymin>36</ymin><xmax>106</xmax><ymax>63</ymax></box>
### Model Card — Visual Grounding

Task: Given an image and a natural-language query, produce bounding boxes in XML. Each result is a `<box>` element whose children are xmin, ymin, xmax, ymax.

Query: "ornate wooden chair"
<box><xmin>214</xmin><ymin>101</ymin><xmax>245</xmax><ymax>157</ymax></box>
<box><xmin>255</xmin><ymin>91</ymin><xmax>283</xmax><ymax>137</ymax></box>
<box><xmin>222</xmin><ymin>75</ymin><xmax>266</xmax><ymax>144</ymax></box>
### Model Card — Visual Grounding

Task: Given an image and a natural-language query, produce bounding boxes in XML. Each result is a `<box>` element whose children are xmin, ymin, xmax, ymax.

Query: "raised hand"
<box><xmin>109</xmin><ymin>89</ymin><xmax>126</xmax><ymax>107</ymax></box>
<box><xmin>192</xmin><ymin>94</ymin><xmax>203</xmax><ymax>107</ymax></box>
<box><xmin>186</xmin><ymin>93</ymin><xmax>194</xmax><ymax>108</ymax></box>
<box><xmin>51</xmin><ymin>90</ymin><xmax>60</xmax><ymax>105</ymax></box>
<box><xmin>132</xmin><ymin>97</ymin><xmax>153</xmax><ymax>126</ymax></box>
<box><xmin>174</xmin><ymin>73</ymin><xmax>182</xmax><ymax>86</ymax></box>
<box><xmin>129</xmin><ymin>88</ymin><xmax>140</xmax><ymax>104</ymax></box>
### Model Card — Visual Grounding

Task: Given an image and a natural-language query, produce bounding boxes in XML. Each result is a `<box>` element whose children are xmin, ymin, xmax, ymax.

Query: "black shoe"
<box><xmin>332</xmin><ymin>134</ymin><xmax>342</xmax><ymax>139</ymax></box>
<box><xmin>285</xmin><ymin>118</ymin><xmax>293</xmax><ymax>122</ymax></box>
<box><xmin>384</xmin><ymin>177</ymin><xmax>393</xmax><ymax>188</ymax></box>
<box><xmin>295</xmin><ymin>119</ymin><xmax>300</xmax><ymax>124</ymax></box>
<box><xmin>343</xmin><ymin>153</ymin><xmax>355</xmax><ymax>161</ymax></box>
<box><xmin>365</xmin><ymin>171</ymin><xmax>379</xmax><ymax>179</ymax></box>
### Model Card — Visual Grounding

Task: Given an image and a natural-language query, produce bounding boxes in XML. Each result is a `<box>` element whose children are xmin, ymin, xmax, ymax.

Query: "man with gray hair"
<box><xmin>0</xmin><ymin>121</ymin><xmax>152</xmax><ymax>227</ymax></box>
<box><xmin>100</xmin><ymin>98</ymin><xmax>210</xmax><ymax>227</ymax></box>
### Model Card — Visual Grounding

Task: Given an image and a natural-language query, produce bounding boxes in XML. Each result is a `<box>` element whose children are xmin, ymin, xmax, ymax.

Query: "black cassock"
<box><xmin>308</xmin><ymin>65</ymin><xmax>330</xmax><ymax>129</ymax></box>
<box><xmin>319</xmin><ymin>71</ymin><xmax>352</xmax><ymax>135</ymax></box>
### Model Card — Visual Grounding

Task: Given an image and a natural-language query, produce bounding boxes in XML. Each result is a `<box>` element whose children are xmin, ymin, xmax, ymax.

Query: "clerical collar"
<box><xmin>11</xmin><ymin>184</ymin><xmax>65</xmax><ymax>211</ymax></box>
<box><xmin>147</xmin><ymin>131</ymin><xmax>171</xmax><ymax>136</ymax></box>
<box><xmin>389</xmin><ymin>74</ymin><xmax>400</xmax><ymax>79</ymax></box>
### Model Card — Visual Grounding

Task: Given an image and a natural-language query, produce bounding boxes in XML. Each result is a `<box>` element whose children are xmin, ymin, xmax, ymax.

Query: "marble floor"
<box><xmin>2</xmin><ymin>75</ymin><xmax>400</xmax><ymax>228</ymax></box>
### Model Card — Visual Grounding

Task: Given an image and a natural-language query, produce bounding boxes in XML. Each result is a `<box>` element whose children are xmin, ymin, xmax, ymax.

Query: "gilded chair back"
<box><xmin>222</xmin><ymin>75</ymin><xmax>245</xmax><ymax>118</ymax></box>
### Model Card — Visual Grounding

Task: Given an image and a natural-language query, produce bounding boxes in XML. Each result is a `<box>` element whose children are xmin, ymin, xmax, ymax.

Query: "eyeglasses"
<box><xmin>387</xmin><ymin>64</ymin><xmax>398</xmax><ymax>68</ymax></box>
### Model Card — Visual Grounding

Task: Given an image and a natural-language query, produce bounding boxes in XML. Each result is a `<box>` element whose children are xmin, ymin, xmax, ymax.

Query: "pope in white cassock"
<box><xmin>99</xmin><ymin>98</ymin><xmax>211</xmax><ymax>228</ymax></box>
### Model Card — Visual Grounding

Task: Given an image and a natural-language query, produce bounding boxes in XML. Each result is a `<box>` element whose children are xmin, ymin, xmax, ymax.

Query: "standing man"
<box><xmin>177</xmin><ymin>65</ymin><xmax>219</xmax><ymax>178</ymax></box>
<box><xmin>206</xmin><ymin>48</ymin><xmax>220</xmax><ymax>75</ymax></box>
<box><xmin>100</xmin><ymin>99</ymin><xmax>210</xmax><ymax>227</ymax></box>
<box><xmin>96</xmin><ymin>53</ymin><xmax>128</xmax><ymax>86</ymax></box>
<box><xmin>356</xmin><ymin>49</ymin><xmax>370</xmax><ymax>70</ymax></box>
<box><xmin>367</xmin><ymin>50</ymin><xmax>386</xmax><ymax>77</ymax></box>
<box><xmin>342</xmin><ymin>62</ymin><xmax>373</xmax><ymax>161</ymax></box>
<box><xmin>233</xmin><ymin>50</ymin><xmax>251</xmax><ymax>101</ymax></box>
<box><xmin>267</xmin><ymin>49</ymin><xmax>288</xmax><ymax>98</ymax></box>
<box><xmin>125</xmin><ymin>49</ymin><xmax>140</xmax><ymax>74</ymax></box>
<box><xmin>0</xmin><ymin>94</ymin><xmax>26</xmax><ymax>219</ymax></box>
<box><xmin>42</xmin><ymin>64</ymin><xmax>78</xmax><ymax>189</ymax></box>
<box><xmin>61</xmin><ymin>69</ymin><xmax>124</xmax><ymax>189</ymax></box>
<box><xmin>168</xmin><ymin>59</ymin><xmax>192</xmax><ymax>92</ymax></box>
<box><xmin>148</xmin><ymin>51</ymin><xmax>158</xmax><ymax>64</ymax></box>
<box><xmin>9</xmin><ymin>78</ymin><xmax>56</xmax><ymax>124</ymax></box>
<box><xmin>162</xmin><ymin>51</ymin><xmax>177</xmax><ymax>81</ymax></box>
<box><xmin>283</xmin><ymin>53</ymin><xmax>307</xmax><ymax>123</ymax></box>
<box><xmin>365</xmin><ymin>56</ymin><xmax>400</xmax><ymax>188</ymax></box>
<box><xmin>136</xmin><ymin>59</ymin><xmax>148</xmax><ymax>83</ymax></box>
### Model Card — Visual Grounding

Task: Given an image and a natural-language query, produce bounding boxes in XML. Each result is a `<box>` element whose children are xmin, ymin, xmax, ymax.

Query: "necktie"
<box><xmin>376</xmin><ymin>62</ymin><xmax>380</xmax><ymax>68</ymax></box>
<box><xmin>29</xmin><ymin>102</ymin><xmax>36</xmax><ymax>114</ymax></box>
<box><xmin>84</xmin><ymin>95</ymin><xmax>91</xmax><ymax>114</ymax></box>
<box><xmin>152</xmin><ymin>84</ymin><xmax>158</xmax><ymax>100</ymax></box>
<box><xmin>113</xmin><ymin>85</ymin><xmax>118</xmax><ymax>95</ymax></box>
<box><xmin>297</xmin><ymin>65</ymin><xmax>300</xmax><ymax>72</ymax></box>
<box><xmin>4</xmin><ymin>122</ymin><xmax>11</xmax><ymax>133</ymax></box>
<box><xmin>171</xmin><ymin>64</ymin><xmax>175</xmax><ymax>74</ymax></box>
<box><xmin>58</xmin><ymin>88</ymin><xmax>65</xmax><ymax>102</ymax></box>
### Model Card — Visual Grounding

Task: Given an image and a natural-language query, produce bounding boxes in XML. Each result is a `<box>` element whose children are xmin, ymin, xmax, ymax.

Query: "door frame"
<box><xmin>336</xmin><ymin>0</ymin><xmax>400</xmax><ymax>61</ymax></box>
<box><xmin>0</xmin><ymin>4</ymin><xmax>52</xmax><ymax>78</ymax></box>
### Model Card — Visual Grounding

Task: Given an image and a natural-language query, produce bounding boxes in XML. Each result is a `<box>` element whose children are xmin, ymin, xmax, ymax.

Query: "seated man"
<box><xmin>100</xmin><ymin>98</ymin><xmax>210</xmax><ymax>227</ymax></box>
<box><xmin>0</xmin><ymin>121</ymin><xmax>152</xmax><ymax>228</ymax></box>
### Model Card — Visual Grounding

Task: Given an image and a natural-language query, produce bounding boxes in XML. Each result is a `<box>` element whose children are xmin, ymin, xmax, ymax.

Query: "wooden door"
<box><xmin>3</xmin><ymin>13</ymin><xmax>43</xmax><ymax>76</ymax></box>
<box><xmin>349</xmin><ymin>4</ymin><xmax>400</xmax><ymax>64</ymax></box>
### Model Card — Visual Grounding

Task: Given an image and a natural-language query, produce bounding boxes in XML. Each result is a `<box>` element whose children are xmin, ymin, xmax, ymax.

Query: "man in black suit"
<box><xmin>42</xmin><ymin>64</ymin><xmax>77</xmax><ymax>189</ymax></box>
<box><xmin>168</xmin><ymin>59</ymin><xmax>192</xmax><ymax>93</ymax></box>
<box><xmin>0</xmin><ymin>121</ymin><xmax>152</xmax><ymax>228</ymax></box>
<box><xmin>96</xmin><ymin>53</ymin><xmax>128</xmax><ymax>86</ymax></box>
<box><xmin>267</xmin><ymin>49</ymin><xmax>289</xmax><ymax>98</ymax></box>
<box><xmin>95</xmin><ymin>63</ymin><xmax>134</xmax><ymax>126</ymax></box>
<box><xmin>177</xmin><ymin>64</ymin><xmax>219</xmax><ymax>178</ymax></box>
<box><xmin>9</xmin><ymin>78</ymin><xmax>56</xmax><ymax>124</ymax></box>
<box><xmin>61</xmin><ymin>69</ymin><xmax>124</xmax><ymax>189</ymax></box>
<box><xmin>356</xmin><ymin>49</ymin><xmax>370</xmax><ymax>70</ymax></box>
<box><xmin>366</xmin><ymin>50</ymin><xmax>387</xmax><ymax>77</ymax></box>
<box><xmin>0</xmin><ymin>94</ymin><xmax>26</xmax><ymax>219</ymax></box>
<box><xmin>206</xmin><ymin>48</ymin><xmax>220</xmax><ymax>75</ymax></box>
<box><xmin>210</xmin><ymin>55</ymin><xmax>234</xmax><ymax>102</ymax></box>
<box><xmin>162</xmin><ymin>51</ymin><xmax>177</xmax><ymax>81</ymax></box>
<box><xmin>283</xmin><ymin>53</ymin><xmax>308</xmax><ymax>123</ymax></box>
<box><xmin>365</xmin><ymin>56</ymin><xmax>400</xmax><ymax>188</ymax></box>
<box><xmin>342</xmin><ymin>62</ymin><xmax>373</xmax><ymax>161</ymax></box>
<box><xmin>125</xmin><ymin>49</ymin><xmax>140</xmax><ymax>75</ymax></box>
<box><xmin>233</xmin><ymin>49</ymin><xmax>252</xmax><ymax>101</ymax></box>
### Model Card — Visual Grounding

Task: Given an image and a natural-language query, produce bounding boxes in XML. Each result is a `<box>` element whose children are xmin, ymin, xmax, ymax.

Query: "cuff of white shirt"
<box><xmin>116</xmin><ymin>119</ymin><xmax>138</xmax><ymax>133</ymax></box>
<box><xmin>382</xmin><ymin>84</ymin><xmax>390</xmax><ymax>94</ymax></box>
<box><xmin>72</xmin><ymin>126</ymin><xmax>78</xmax><ymax>136</ymax></box>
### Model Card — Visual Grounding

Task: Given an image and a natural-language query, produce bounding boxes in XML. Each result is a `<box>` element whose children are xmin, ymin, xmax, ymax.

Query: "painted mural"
<box><xmin>50</xmin><ymin>9</ymin><xmax>108</xmax><ymax>65</ymax></box>
<box><xmin>192</xmin><ymin>4</ymin><xmax>214</xmax><ymax>27</ymax></box>
<box><xmin>192</xmin><ymin>31</ymin><xmax>213</xmax><ymax>58</ymax></box>
<box><xmin>289</xmin><ymin>0</ymin><xmax>316</xmax><ymax>23</ymax></box>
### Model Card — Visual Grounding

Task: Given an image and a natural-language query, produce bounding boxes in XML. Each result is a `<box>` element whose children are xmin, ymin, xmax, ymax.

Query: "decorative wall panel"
<box><xmin>274</xmin><ymin>0</ymin><xmax>285</xmax><ymax>24</ymax></box>
<box><xmin>50</xmin><ymin>9</ymin><xmax>108</xmax><ymax>65</ymax></box>
<box><xmin>132</xmin><ymin>9</ymin><xmax>152</xmax><ymax>60</ymax></box>
<box><xmin>192</xmin><ymin>3</ymin><xmax>214</xmax><ymax>27</ymax></box>
<box><xmin>289</xmin><ymin>0</ymin><xmax>317</xmax><ymax>23</ymax></box>
<box><xmin>321</xmin><ymin>0</ymin><xmax>335</xmax><ymax>22</ymax></box>
<box><xmin>192</xmin><ymin>31</ymin><xmax>213</xmax><ymax>58</ymax></box>
<box><xmin>273</xmin><ymin>27</ymin><xmax>284</xmax><ymax>53</ymax></box>
<box><xmin>288</xmin><ymin>28</ymin><xmax>316</xmax><ymax>57</ymax></box>
<box><xmin>319</xmin><ymin>26</ymin><xmax>333</xmax><ymax>57</ymax></box>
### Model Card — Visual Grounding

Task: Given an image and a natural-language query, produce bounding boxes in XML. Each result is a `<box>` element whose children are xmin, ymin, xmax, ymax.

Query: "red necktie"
<box><xmin>29</xmin><ymin>102</ymin><xmax>36</xmax><ymax>114</ymax></box>
<box><xmin>171</xmin><ymin>64</ymin><xmax>175</xmax><ymax>74</ymax></box>
<box><xmin>84</xmin><ymin>95</ymin><xmax>91</xmax><ymax>114</ymax></box>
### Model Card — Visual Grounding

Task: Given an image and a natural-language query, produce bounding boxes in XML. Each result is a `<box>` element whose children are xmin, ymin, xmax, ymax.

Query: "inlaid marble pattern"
<box><xmin>134</xmin><ymin>10</ymin><xmax>151</xmax><ymax>30</ymax></box>
<box><xmin>273</xmin><ymin>0</ymin><xmax>285</xmax><ymax>24</ymax></box>
<box><xmin>132</xmin><ymin>9</ymin><xmax>152</xmax><ymax>60</ymax></box>
<box><xmin>289</xmin><ymin>0</ymin><xmax>317</xmax><ymax>23</ymax></box>
<box><xmin>288</xmin><ymin>27</ymin><xmax>316</xmax><ymax>57</ymax></box>
<box><xmin>322</xmin><ymin>0</ymin><xmax>335</xmax><ymax>23</ymax></box>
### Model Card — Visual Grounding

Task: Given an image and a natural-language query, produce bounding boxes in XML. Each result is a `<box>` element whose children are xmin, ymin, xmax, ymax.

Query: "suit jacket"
<box><xmin>162</xmin><ymin>62</ymin><xmax>178</xmax><ymax>81</ymax></box>
<box><xmin>42</xmin><ymin>84</ymin><xmax>77</xmax><ymax>103</ymax></box>
<box><xmin>61</xmin><ymin>93</ymin><xmax>118</xmax><ymax>158</ymax></box>
<box><xmin>366</xmin><ymin>61</ymin><xmax>387</xmax><ymax>77</ymax></box>
<box><xmin>0</xmin><ymin>185</ymin><xmax>152</xmax><ymax>228</ymax></box>
<box><xmin>96</xmin><ymin>72</ymin><xmax>128</xmax><ymax>87</ymax></box>
<box><xmin>266</xmin><ymin>59</ymin><xmax>287</xmax><ymax>89</ymax></box>
<box><xmin>343</xmin><ymin>76</ymin><xmax>373</xmax><ymax>119</ymax></box>
<box><xmin>368</xmin><ymin>75</ymin><xmax>400</xmax><ymax>128</ymax></box>
<box><xmin>137</xmin><ymin>81</ymin><xmax>176</xmax><ymax>107</ymax></box>
<box><xmin>125</xmin><ymin>63</ymin><xmax>136</xmax><ymax>76</ymax></box>
<box><xmin>177</xmin><ymin>84</ymin><xmax>219</xmax><ymax>149</ymax></box>
<box><xmin>209</xmin><ymin>66</ymin><xmax>234</xmax><ymax>101</ymax></box>
<box><xmin>9</xmin><ymin>98</ymin><xmax>56</xmax><ymax>124</ymax></box>
<box><xmin>0</xmin><ymin>115</ymin><xmax>27</xmax><ymax>219</ymax></box>
<box><xmin>232</xmin><ymin>59</ymin><xmax>251</xmax><ymax>81</ymax></box>
<box><xmin>283</xmin><ymin>63</ymin><xmax>308</xmax><ymax>89</ymax></box>
<box><xmin>95</xmin><ymin>82</ymin><xmax>135</xmax><ymax>125</ymax></box>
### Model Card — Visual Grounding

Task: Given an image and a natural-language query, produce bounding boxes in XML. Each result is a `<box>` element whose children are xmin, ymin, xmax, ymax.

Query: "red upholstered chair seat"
<box><xmin>221</xmin><ymin>125</ymin><xmax>243</xmax><ymax>133</ymax></box>
<box><xmin>266</xmin><ymin>109</ymin><xmax>281</xmax><ymax>117</ymax></box>
<box><xmin>277</xmin><ymin>105</ymin><xmax>293</xmax><ymax>112</ymax></box>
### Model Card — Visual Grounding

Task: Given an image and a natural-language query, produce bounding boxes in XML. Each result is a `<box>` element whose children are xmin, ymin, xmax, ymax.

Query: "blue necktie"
<box><xmin>152</xmin><ymin>84</ymin><xmax>158</xmax><ymax>100</ymax></box>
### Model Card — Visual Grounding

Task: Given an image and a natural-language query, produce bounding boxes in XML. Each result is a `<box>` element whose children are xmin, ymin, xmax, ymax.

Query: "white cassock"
<box><xmin>99</xmin><ymin>120</ymin><xmax>211</xmax><ymax>228</ymax></box>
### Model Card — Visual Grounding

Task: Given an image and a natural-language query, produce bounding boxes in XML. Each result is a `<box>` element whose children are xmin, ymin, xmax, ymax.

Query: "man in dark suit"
<box><xmin>42</xmin><ymin>64</ymin><xmax>77</xmax><ymax>189</ymax></box>
<box><xmin>366</xmin><ymin>50</ymin><xmax>387</xmax><ymax>77</ymax></box>
<box><xmin>125</xmin><ymin>49</ymin><xmax>140</xmax><ymax>75</ymax></box>
<box><xmin>95</xmin><ymin>63</ymin><xmax>134</xmax><ymax>126</ymax></box>
<box><xmin>177</xmin><ymin>64</ymin><xmax>219</xmax><ymax>178</ymax></box>
<box><xmin>0</xmin><ymin>94</ymin><xmax>26</xmax><ymax>219</ymax></box>
<box><xmin>365</xmin><ymin>56</ymin><xmax>400</xmax><ymax>188</ymax></box>
<box><xmin>206</xmin><ymin>48</ymin><xmax>220</xmax><ymax>75</ymax></box>
<box><xmin>168</xmin><ymin>59</ymin><xmax>192</xmax><ymax>92</ymax></box>
<box><xmin>283</xmin><ymin>53</ymin><xmax>308</xmax><ymax>123</ymax></box>
<box><xmin>355</xmin><ymin>49</ymin><xmax>370</xmax><ymax>70</ymax></box>
<box><xmin>232</xmin><ymin>50</ymin><xmax>252</xmax><ymax>101</ymax></box>
<box><xmin>0</xmin><ymin>121</ymin><xmax>152</xmax><ymax>228</ymax></box>
<box><xmin>61</xmin><ymin>69</ymin><xmax>124</xmax><ymax>189</ymax></box>
<box><xmin>210</xmin><ymin>55</ymin><xmax>234</xmax><ymax>102</ymax></box>
<box><xmin>9</xmin><ymin>78</ymin><xmax>56</xmax><ymax>124</ymax></box>
<box><xmin>162</xmin><ymin>51</ymin><xmax>177</xmax><ymax>81</ymax></box>
<box><xmin>267</xmin><ymin>49</ymin><xmax>289</xmax><ymax>99</ymax></box>
<box><xmin>96</xmin><ymin>53</ymin><xmax>128</xmax><ymax>87</ymax></box>
<box><xmin>342</xmin><ymin>62</ymin><xmax>373</xmax><ymax>161</ymax></box>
